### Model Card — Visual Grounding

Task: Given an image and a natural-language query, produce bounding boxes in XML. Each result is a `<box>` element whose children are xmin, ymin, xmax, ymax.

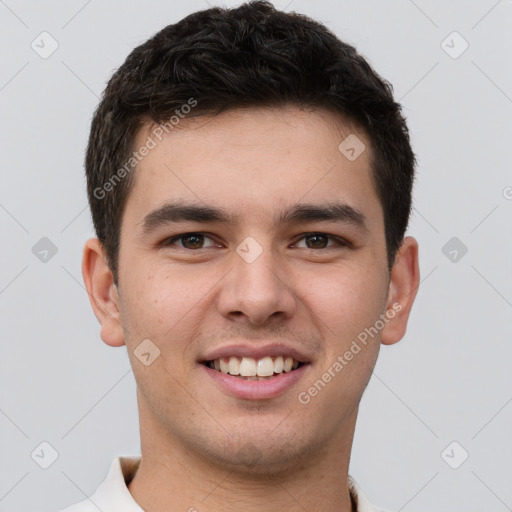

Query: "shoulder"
<box><xmin>348</xmin><ymin>474</ymin><xmax>392</xmax><ymax>512</ymax></box>
<box><xmin>54</xmin><ymin>456</ymin><xmax>142</xmax><ymax>512</ymax></box>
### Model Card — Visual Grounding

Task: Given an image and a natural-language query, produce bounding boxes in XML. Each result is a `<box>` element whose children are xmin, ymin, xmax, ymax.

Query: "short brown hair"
<box><xmin>85</xmin><ymin>0</ymin><xmax>415</xmax><ymax>285</ymax></box>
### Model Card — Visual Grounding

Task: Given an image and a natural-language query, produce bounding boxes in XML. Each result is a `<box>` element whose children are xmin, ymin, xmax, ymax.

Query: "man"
<box><xmin>62</xmin><ymin>1</ymin><xmax>419</xmax><ymax>510</ymax></box>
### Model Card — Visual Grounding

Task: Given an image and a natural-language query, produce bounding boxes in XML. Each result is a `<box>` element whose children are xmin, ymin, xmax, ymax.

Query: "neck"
<box><xmin>128</xmin><ymin>393</ymin><xmax>358</xmax><ymax>512</ymax></box>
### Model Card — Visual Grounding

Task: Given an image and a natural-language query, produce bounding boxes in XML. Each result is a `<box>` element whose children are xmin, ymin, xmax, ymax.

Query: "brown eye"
<box><xmin>180</xmin><ymin>234</ymin><xmax>205</xmax><ymax>249</ymax></box>
<box><xmin>294</xmin><ymin>233</ymin><xmax>346</xmax><ymax>249</ymax></box>
<box><xmin>163</xmin><ymin>233</ymin><xmax>217</xmax><ymax>249</ymax></box>
<box><xmin>304</xmin><ymin>233</ymin><xmax>330</xmax><ymax>249</ymax></box>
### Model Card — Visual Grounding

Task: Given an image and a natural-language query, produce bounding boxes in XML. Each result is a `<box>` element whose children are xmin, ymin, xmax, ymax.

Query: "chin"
<box><xmin>195</xmin><ymin>428</ymin><xmax>321</xmax><ymax>477</ymax></box>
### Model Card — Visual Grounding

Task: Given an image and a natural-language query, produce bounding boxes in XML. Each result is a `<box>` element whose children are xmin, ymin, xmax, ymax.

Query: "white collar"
<box><xmin>60</xmin><ymin>456</ymin><xmax>385</xmax><ymax>512</ymax></box>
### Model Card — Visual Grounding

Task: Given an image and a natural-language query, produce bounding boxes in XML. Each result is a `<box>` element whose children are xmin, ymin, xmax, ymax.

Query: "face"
<box><xmin>84</xmin><ymin>106</ymin><xmax>418</xmax><ymax>475</ymax></box>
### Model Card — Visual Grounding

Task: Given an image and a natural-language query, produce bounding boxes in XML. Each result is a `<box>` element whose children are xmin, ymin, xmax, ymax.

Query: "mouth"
<box><xmin>203</xmin><ymin>356</ymin><xmax>306</xmax><ymax>380</ymax></box>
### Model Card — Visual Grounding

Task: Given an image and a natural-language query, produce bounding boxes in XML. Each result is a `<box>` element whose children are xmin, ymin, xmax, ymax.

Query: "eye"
<box><xmin>162</xmin><ymin>232</ymin><xmax>219</xmax><ymax>250</ymax></box>
<box><xmin>293</xmin><ymin>232</ymin><xmax>349</xmax><ymax>249</ymax></box>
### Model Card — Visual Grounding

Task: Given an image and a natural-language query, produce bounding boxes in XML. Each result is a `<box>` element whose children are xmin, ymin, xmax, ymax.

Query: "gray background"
<box><xmin>1</xmin><ymin>0</ymin><xmax>511</xmax><ymax>511</ymax></box>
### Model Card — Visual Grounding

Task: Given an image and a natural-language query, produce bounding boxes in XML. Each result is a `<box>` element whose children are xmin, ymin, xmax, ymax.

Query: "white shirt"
<box><xmin>58</xmin><ymin>456</ymin><xmax>389</xmax><ymax>512</ymax></box>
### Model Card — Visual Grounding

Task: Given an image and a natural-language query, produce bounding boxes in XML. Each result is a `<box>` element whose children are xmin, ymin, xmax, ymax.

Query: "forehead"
<box><xmin>123</xmin><ymin>106</ymin><xmax>382</xmax><ymax>230</ymax></box>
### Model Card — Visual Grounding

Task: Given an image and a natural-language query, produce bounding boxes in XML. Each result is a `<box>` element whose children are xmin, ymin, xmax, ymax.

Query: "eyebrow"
<box><xmin>275</xmin><ymin>203</ymin><xmax>367</xmax><ymax>230</ymax></box>
<box><xmin>139</xmin><ymin>201</ymin><xmax>368</xmax><ymax>235</ymax></box>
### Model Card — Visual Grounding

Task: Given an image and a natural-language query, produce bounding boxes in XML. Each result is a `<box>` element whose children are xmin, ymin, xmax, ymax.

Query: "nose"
<box><xmin>216</xmin><ymin>241</ymin><xmax>297</xmax><ymax>326</ymax></box>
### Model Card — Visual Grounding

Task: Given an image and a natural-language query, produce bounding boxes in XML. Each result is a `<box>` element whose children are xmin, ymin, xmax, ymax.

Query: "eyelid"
<box><xmin>161</xmin><ymin>231</ymin><xmax>351</xmax><ymax>250</ymax></box>
<box><xmin>162</xmin><ymin>232</ymin><xmax>221</xmax><ymax>248</ymax></box>
<box><xmin>291</xmin><ymin>232</ymin><xmax>351</xmax><ymax>249</ymax></box>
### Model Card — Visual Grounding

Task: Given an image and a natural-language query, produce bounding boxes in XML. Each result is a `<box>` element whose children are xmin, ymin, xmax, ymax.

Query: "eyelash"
<box><xmin>161</xmin><ymin>232</ymin><xmax>351</xmax><ymax>250</ymax></box>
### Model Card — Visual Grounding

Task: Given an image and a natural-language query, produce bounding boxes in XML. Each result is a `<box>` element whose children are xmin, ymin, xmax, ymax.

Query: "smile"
<box><xmin>205</xmin><ymin>356</ymin><xmax>303</xmax><ymax>380</ymax></box>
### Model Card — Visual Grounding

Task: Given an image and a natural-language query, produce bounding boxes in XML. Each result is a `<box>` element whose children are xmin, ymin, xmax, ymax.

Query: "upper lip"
<box><xmin>200</xmin><ymin>343</ymin><xmax>313</xmax><ymax>364</ymax></box>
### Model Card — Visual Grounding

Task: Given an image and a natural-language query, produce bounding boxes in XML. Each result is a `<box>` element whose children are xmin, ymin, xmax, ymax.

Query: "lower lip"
<box><xmin>202</xmin><ymin>364</ymin><xmax>309</xmax><ymax>400</ymax></box>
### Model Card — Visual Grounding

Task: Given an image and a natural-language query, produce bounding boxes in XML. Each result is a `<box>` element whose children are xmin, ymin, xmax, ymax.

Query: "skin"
<box><xmin>82</xmin><ymin>106</ymin><xmax>419</xmax><ymax>512</ymax></box>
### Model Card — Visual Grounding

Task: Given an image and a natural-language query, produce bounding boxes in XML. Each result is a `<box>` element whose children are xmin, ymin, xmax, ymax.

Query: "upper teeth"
<box><xmin>211</xmin><ymin>356</ymin><xmax>300</xmax><ymax>377</ymax></box>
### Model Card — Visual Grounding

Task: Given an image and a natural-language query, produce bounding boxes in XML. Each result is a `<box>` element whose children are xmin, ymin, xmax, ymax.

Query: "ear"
<box><xmin>81</xmin><ymin>238</ymin><xmax>126</xmax><ymax>347</ymax></box>
<box><xmin>381</xmin><ymin>236</ymin><xmax>420</xmax><ymax>345</ymax></box>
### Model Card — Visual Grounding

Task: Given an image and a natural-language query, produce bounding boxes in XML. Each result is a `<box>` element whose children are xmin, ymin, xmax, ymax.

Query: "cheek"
<box><xmin>120</xmin><ymin>269</ymin><xmax>205</xmax><ymax>395</ymax></box>
<box><xmin>121</xmin><ymin>265</ymin><xmax>220</xmax><ymax>352</ymax></box>
<box><xmin>120</xmin><ymin>269</ymin><xmax>183</xmax><ymax>343</ymax></box>
<box><xmin>303</xmin><ymin>264</ymin><xmax>388</xmax><ymax>342</ymax></box>
<box><xmin>297</xmin><ymin>271</ymin><xmax>385</xmax><ymax>425</ymax></box>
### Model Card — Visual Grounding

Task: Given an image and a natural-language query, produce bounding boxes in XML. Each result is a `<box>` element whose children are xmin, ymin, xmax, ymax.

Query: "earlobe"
<box><xmin>81</xmin><ymin>238</ymin><xmax>126</xmax><ymax>347</ymax></box>
<box><xmin>381</xmin><ymin>236</ymin><xmax>420</xmax><ymax>346</ymax></box>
